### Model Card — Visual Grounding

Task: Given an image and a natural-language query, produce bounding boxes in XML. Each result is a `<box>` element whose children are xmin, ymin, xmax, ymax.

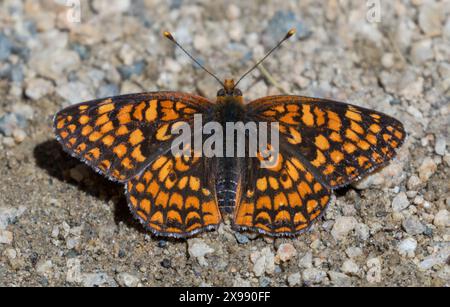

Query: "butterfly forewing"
<box><xmin>54</xmin><ymin>92</ymin><xmax>212</xmax><ymax>183</ymax></box>
<box><xmin>246</xmin><ymin>96</ymin><xmax>406</xmax><ymax>189</ymax></box>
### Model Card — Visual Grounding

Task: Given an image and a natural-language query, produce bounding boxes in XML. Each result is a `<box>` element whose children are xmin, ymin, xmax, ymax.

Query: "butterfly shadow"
<box><xmin>33</xmin><ymin>139</ymin><xmax>149</xmax><ymax>235</ymax></box>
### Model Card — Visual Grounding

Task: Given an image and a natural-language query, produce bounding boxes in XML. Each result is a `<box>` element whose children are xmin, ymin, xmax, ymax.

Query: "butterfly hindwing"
<box><xmin>54</xmin><ymin>92</ymin><xmax>212</xmax><ymax>182</ymax></box>
<box><xmin>247</xmin><ymin>96</ymin><xmax>406</xmax><ymax>188</ymax></box>
<box><xmin>234</xmin><ymin>150</ymin><xmax>331</xmax><ymax>236</ymax></box>
<box><xmin>126</xmin><ymin>151</ymin><xmax>221</xmax><ymax>237</ymax></box>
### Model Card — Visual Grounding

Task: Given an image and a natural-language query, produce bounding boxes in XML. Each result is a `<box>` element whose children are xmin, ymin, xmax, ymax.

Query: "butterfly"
<box><xmin>53</xmin><ymin>29</ymin><xmax>405</xmax><ymax>238</ymax></box>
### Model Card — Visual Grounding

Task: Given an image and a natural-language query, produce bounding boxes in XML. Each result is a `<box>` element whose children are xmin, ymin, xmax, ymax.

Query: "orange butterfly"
<box><xmin>54</xmin><ymin>29</ymin><xmax>405</xmax><ymax>237</ymax></box>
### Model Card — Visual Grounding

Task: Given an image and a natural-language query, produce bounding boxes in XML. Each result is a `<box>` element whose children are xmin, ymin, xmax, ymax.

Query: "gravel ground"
<box><xmin>0</xmin><ymin>0</ymin><xmax>449</xmax><ymax>287</ymax></box>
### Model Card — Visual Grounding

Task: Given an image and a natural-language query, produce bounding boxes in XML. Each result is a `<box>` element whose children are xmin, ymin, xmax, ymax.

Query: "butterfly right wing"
<box><xmin>233</xmin><ymin>148</ymin><xmax>331</xmax><ymax>236</ymax></box>
<box><xmin>246</xmin><ymin>96</ymin><xmax>406</xmax><ymax>188</ymax></box>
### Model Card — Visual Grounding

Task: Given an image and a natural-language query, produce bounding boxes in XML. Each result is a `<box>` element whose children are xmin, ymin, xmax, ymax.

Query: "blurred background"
<box><xmin>0</xmin><ymin>0</ymin><xmax>448</xmax><ymax>287</ymax></box>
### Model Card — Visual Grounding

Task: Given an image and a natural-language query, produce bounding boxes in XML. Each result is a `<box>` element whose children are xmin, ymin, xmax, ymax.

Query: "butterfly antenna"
<box><xmin>233</xmin><ymin>28</ymin><xmax>296</xmax><ymax>89</ymax></box>
<box><xmin>163</xmin><ymin>31</ymin><xmax>224</xmax><ymax>87</ymax></box>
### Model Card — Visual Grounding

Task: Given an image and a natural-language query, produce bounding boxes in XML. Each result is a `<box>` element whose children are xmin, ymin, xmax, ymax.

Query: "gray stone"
<box><xmin>418</xmin><ymin>157</ymin><xmax>437</xmax><ymax>182</ymax></box>
<box><xmin>250</xmin><ymin>247</ymin><xmax>275</xmax><ymax>277</ymax></box>
<box><xmin>188</xmin><ymin>239</ymin><xmax>214</xmax><ymax>266</ymax></box>
<box><xmin>392</xmin><ymin>192</ymin><xmax>410</xmax><ymax>212</ymax></box>
<box><xmin>36</xmin><ymin>260</ymin><xmax>53</xmax><ymax>277</ymax></box>
<box><xmin>328</xmin><ymin>271</ymin><xmax>352</xmax><ymax>287</ymax></box>
<box><xmin>92</xmin><ymin>0</ymin><xmax>131</xmax><ymax>15</ymax></box>
<box><xmin>0</xmin><ymin>113</ymin><xmax>27</xmax><ymax>137</ymax></box>
<box><xmin>29</xmin><ymin>49</ymin><xmax>80</xmax><ymax>81</ymax></box>
<box><xmin>366</xmin><ymin>258</ymin><xmax>382</xmax><ymax>284</ymax></box>
<box><xmin>402</xmin><ymin>217</ymin><xmax>425</xmax><ymax>235</ymax></box>
<box><xmin>418</xmin><ymin>2</ymin><xmax>443</xmax><ymax>36</ymax></box>
<box><xmin>116</xmin><ymin>272</ymin><xmax>140</xmax><ymax>287</ymax></box>
<box><xmin>298</xmin><ymin>252</ymin><xmax>313</xmax><ymax>269</ymax></box>
<box><xmin>341</xmin><ymin>259</ymin><xmax>359</xmax><ymax>274</ymax></box>
<box><xmin>25</xmin><ymin>78</ymin><xmax>54</xmax><ymax>100</ymax></box>
<box><xmin>411</xmin><ymin>39</ymin><xmax>434</xmax><ymax>64</ymax></box>
<box><xmin>82</xmin><ymin>272</ymin><xmax>115</xmax><ymax>287</ymax></box>
<box><xmin>0</xmin><ymin>230</ymin><xmax>13</xmax><ymax>244</ymax></box>
<box><xmin>234</xmin><ymin>232</ymin><xmax>249</xmax><ymax>244</ymax></box>
<box><xmin>418</xmin><ymin>246</ymin><xmax>450</xmax><ymax>270</ymax></box>
<box><xmin>0</xmin><ymin>206</ymin><xmax>26</xmax><ymax>230</ymax></box>
<box><xmin>434</xmin><ymin>137</ymin><xmax>446</xmax><ymax>156</ymax></box>
<box><xmin>96</xmin><ymin>83</ymin><xmax>119</xmax><ymax>99</ymax></box>
<box><xmin>302</xmin><ymin>268</ymin><xmax>327</xmax><ymax>285</ymax></box>
<box><xmin>56</xmin><ymin>81</ymin><xmax>93</xmax><ymax>104</ymax></box>
<box><xmin>331</xmin><ymin>216</ymin><xmax>357</xmax><ymax>240</ymax></box>
<box><xmin>287</xmin><ymin>272</ymin><xmax>301</xmax><ymax>286</ymax></box>
<box><xmin>433</xmin><ymin>210</ymin><xmax>449</xmax><ymax>227</ymax></box>
<box><xmin>345</xmin><ymin>247</ymin><xmax>363</xmax><ymax>258</ymax></box>
<box><xmin>277</xmin><ymin>243</ymin><xmax>296</xmax><ymax>262</ymax></box>
<box><xmin>397</xmin><ymin>237</ymin><xmax>417</xmax><ymax>257</ymax></box>
<box><xmin>0</xmin><ymin>33</ymin><xmax>12</xmax><ymax>61</ymax></box>
<box><xmin>263</xmin><ymin>10</ymin><xmax>310</xmax><ymax>47</ymax></box>
<box><xmin>407</xmin><ymin>175</ymin><xmax>422</xmax><ymax>190</ymax></box>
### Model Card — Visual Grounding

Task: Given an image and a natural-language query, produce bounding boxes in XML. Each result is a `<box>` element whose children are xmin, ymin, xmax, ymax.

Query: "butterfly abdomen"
<box><xmin>215</xmin><ymin>157</ymin><xmax>240</xmax><ymax>213</ymax></box>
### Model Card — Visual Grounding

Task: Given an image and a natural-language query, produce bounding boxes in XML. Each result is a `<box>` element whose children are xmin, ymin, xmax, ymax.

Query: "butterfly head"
<box><xmin>217</xmin><ymin>79</ymin><xmax>242</xmax><ymax>98</ymax></box>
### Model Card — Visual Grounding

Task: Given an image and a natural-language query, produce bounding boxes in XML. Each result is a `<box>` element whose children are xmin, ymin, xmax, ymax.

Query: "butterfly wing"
<box><xmin>233</xmin><ymin>95</ymin><xmax>405</xmax><ymax>236</ymax></box>
<box><xmin>54</xmin><ymin>92</ymin><xmax>221</xmax><ymax>237</ymax></box>
<box><xmin>246</xmin><ymin>96</ymin><xmax>406</xmax><ymax>188</ymax></box>
<box><xmin>54</xmin><ymin>92</ymin><xmax>210</xmax><ymax>182</ymax></box>
<box><xmin>234</xmin><ymin>150</ymin><xmax>331</xmax><ymax>236</ymax></box>
<box><xmin>126</xmin><ymin>151</ymin><xmax>221</xmax><ymax>237</ymax></box>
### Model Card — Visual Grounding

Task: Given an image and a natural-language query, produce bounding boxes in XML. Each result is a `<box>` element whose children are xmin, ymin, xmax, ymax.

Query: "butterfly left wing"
<box><xmin>126</xmin><ymin>150</ymin><xmax>221</xmax><ymax>237</ymax></box>
<box><xmin>54</xmin><ymin>92</ymin><xmax>210</xmax><ymax>182</ymax></box>
<box><xmin>246</xmin><ymin>96</ymin><xmax>406</xmax><ymax>188</ymax></box>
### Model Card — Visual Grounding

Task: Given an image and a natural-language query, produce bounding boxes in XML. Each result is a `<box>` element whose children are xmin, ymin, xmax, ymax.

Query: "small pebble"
<box><xmin>226</xmin><ymin>4</ymin><xmax>241</xmax><ymax>20</ymax></box>
<box><xmin>328</xmin><ymin>271</ymin><xmax>352</xmax><ymax>287</ymax></box>
<box><xmin>418</xmin><ymin>157</ymin><xmax>437</xmax><ymax>182</ymax></box>
<box><xmin>331</xmin><ymin>217</ymin><xmax>357</xmax><ymax>240</ymax></box>
<box><xmin>341</xmin><ymin>259</ymin><xmax>359</xmax><ymax>275</ymax></box>
<box><xmin>188</xmin><ymin>239</ymin><xmax>214</xmax><ymax>267</ymax></box>
<box><xmin>25</xmin><ymin>78</ymin><xmax>54</xmax><ymax>100</ymax></box>
<box><xmin>397</xmin><ymin>237</ymin><xmax>417</xmax><ymax>257</ymax></box>
<box><xmin>287</xmin><ymin>272</ymin><xmax>301</xmax><ymax>286</ymax></box>
<box><xmin>0</xmin><ymin>230</ymin><xmax>13</xmax><ymax>244</ymax></box>
<box><xmin>407</xmin><ymin>175</ymin><xmax>422</xmax><ymax>190</ymax></box>
<box><xmin>250</xmin><ymin>247</ymin><xmax>275</xmax><ymax>277</ymax></box>
<box><xmin>433</xmin><ymin>210</ymin><xmax>449</xmax><ymax>227</ymax></box>
<box><xmin>392</xmin><ymin>192</ymin><xmax>410</xmax><ymax>212</ymax></box>
<box><xmin>434</xmin><ymin>137</ymin><xmax>446</xmax><ymax>156</ymax></box>
<box><xmin>411</xmin><ymin>39</ymin><xmax>434</xmax><ymax>64</ymax></box>
<box><xmin>234</xmin><ymin>232</ymin><xmax>249</xmax><ymax>244</ymax></box>
<box><xmin>418</xmin><ymin>2</ymin><xmax>443</xmax><ymax>36</ymax></box>
<box><xmin>12</xmin><ymin>129</ymin><xmax>26</xmax><ymax>143</ymax></box>
<box><xmin>366</xmin><ymin>258</ymin><xmax>382</xmax><ymax>284</ymax></box>
<box><xmin>276</xmin><ymin>243</ymin><xmax>296</xmax><ymax>262</ymax></box>
<box><xmin>116</xmin><ymin>272</ymin><xmax>140</xmax><ymax>287</ymax></box>
<box><xmin>302</xmin><ymin>268</ymin><xmax>327</xmax><ymax>285</ymax></box>
<box><xmin>298</xmin><ymin>252</ymin><xmax>313</xmax><ymax>269</ymax></box>
<box><xmin>36</xmin><ymin>260</ymin><xmax>53</xmax><ymax>277</ymax></box>
<box><xmin>402</xmin><ymin>217</ymin><xmax>426</xmax><ymax>235</ymax></box>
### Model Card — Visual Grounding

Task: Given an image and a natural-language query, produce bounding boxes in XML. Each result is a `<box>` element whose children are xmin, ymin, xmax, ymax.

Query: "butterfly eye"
<box><xmin>234</xmin><ymin>88</ymin><xmax>242</xmax><ymax>96</ymax></box>
<box><xmin>217</xmin><ymin>89</ymin><xmax>225</xmax><ymax>97</ymax></box>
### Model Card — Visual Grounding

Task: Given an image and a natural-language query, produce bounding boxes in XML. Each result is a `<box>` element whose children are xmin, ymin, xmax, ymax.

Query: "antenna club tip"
<box><xmin>163</xmin><ymin>31</ymin><xmax>174</xmax><ymax>41</ymax></box>
<box><xmin>285</xmin><ymin>28</ymin><xmax>296</xmax><ymax>39</ymax></box>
